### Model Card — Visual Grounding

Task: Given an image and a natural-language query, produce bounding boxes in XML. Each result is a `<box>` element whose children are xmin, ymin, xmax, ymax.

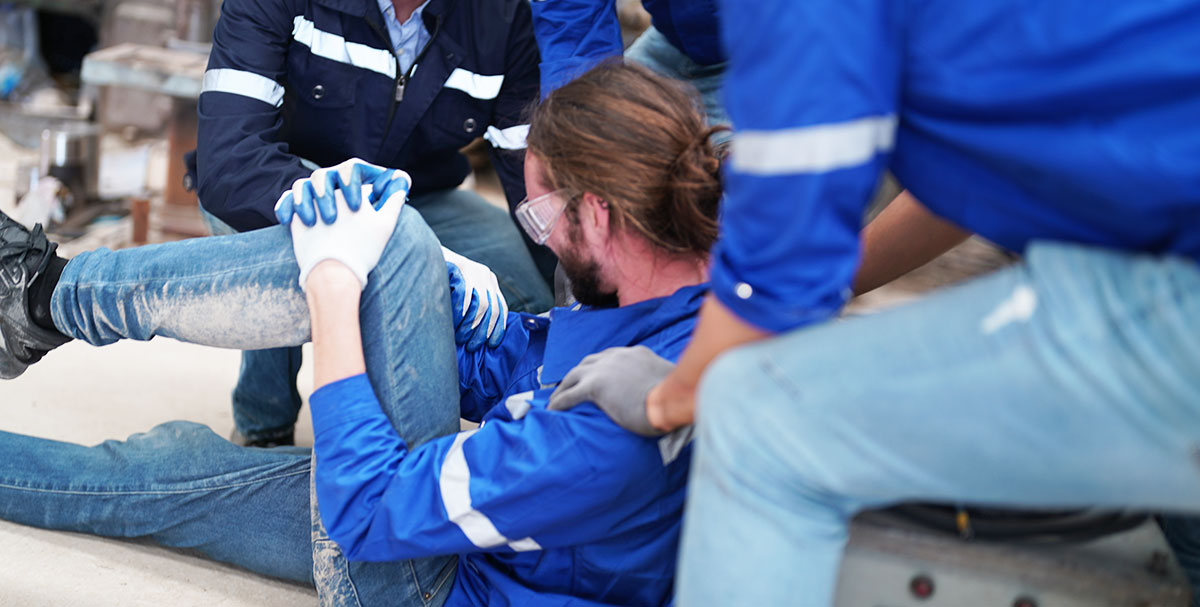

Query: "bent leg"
<box><xmin>679</xmin><ymin>243</ymin><xmax>1200</xmax><ymax>606</ymax></box>
<box><xmin>0</xmin><ymin>421</ymin><xmax>313</xmax><ymax>582</ymax></box>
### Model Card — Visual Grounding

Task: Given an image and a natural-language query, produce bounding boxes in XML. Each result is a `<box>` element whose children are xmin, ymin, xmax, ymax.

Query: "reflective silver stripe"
<box><xmin>201</xmin><ymin>69</ymin><xmax>285</xmax><ymax>107</ymax></box>
<box><xmin>504</xmin><ymin>391</ymin><xmax>533</xmax><ymax>420</ymax></box>
<box><xmin>292</xmin><ymin>16</ymin><xmax>396</xmax><ymax>78</ymax></box>
<box><xmin>508</xmin><ymin>537</ymin><xmax>543</xmax><ymax>552</ymax></box>
<box><xmin>484</xmin><ymin>124</ymin><xmax>529</xmax><ymax>150</ymax></box>
<box><xmin>439</xmin><ymin>430</ymin><xmax>541</xmax><ymax>552</ymax></box>
<box><xmin>444</xmin><ymin>68</ymin><xmax>504</xmax><ymax>100</ymax></box>
<box><xmin>731</xmin><ymin>114</ymin><xmax>898</xmax><ymax>175</ymax></box>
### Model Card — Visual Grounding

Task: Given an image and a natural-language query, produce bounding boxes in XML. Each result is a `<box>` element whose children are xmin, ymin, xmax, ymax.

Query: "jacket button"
<box><xmin>446</xmin><ymin>52</ymin><xmax>455</xmax><ymax>62</ymax></box>
<box><xmin>312</xmin><ymin>84</ymin><xmax>325</xmax><ymax>99</ymax></box>
<box><xmin>463</xmin><ymin>118</ymin><xmax>477</xmax><ymax>133</ymax></box>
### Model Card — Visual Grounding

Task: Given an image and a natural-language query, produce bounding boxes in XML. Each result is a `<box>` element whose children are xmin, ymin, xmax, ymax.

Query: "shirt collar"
<box><xmin>377</xmin><ymin>0</ymin><xmax>431</xmax><ymax>27</ymax></box>
<box><xmin>539</xmin><ymin>283</ymin><xmax>710</xmax><ymax>385</ymax></box>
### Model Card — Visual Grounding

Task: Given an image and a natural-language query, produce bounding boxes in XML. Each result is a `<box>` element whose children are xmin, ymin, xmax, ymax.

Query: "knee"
<box><xmin>376</xmin><ymin>207</ymin><xmax>443</xmax><ymax>278</ymax></box>
<box><xmin>695</xmin><ymin>343</ymin><xmax>865</xmax><ymax>506</ymax></box>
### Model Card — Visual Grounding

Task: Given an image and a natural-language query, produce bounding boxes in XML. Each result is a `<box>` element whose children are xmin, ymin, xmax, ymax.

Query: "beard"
<box><xmin>559</xmin><ymin>219</ymin><xmax>619</xmax><ymax>308</ymax></box>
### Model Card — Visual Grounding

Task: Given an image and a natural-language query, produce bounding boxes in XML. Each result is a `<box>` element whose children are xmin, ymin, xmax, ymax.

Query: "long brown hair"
<box><xmin>526</xmin><ymin>62</ymin><xmax>725</xmax><ymax>257</ymax></box>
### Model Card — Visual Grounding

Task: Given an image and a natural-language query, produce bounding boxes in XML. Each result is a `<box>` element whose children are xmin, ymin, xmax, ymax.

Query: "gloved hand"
<box><xmin>274</xmin><ymin>158</ymin><xmax>412</xmax><ymax>227</ymax></box>
<box><xmin>289</xmin><ymin>183</ymin><xmax>404</xmax><ymax>290</ymax></box>
<box><xmin>547</xmin><ymin>345</ymin><xmax>675</xmax><ymax>437</ymax></box>
<box><xmin>443</xmin><ymin>246</ymin><xmax>508</xmax><ymax>351</ymax></box>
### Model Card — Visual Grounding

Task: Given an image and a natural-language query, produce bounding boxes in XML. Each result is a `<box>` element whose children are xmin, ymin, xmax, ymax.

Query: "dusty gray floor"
<box><xmin>1</xmin><ymin>338</ymin><xmax>318</xmax><ymax>606</ymax></box>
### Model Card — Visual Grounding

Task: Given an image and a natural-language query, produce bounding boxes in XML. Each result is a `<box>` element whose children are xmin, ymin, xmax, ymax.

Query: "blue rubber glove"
<box><xmin>274</xmin><ymin>158</ymin><xmax>411</xmax><ymax>227</ymax></box>
<box><xmin>443</xmin><ymin>246</ymin><xmax>508</xmax><ymax>351</ymax></box>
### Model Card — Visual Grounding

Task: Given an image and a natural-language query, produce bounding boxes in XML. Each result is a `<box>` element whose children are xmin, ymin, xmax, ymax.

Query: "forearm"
<box><xmin>305</xmin><ymin>261</ymin><xmax>366</xmax><ymax>389</ymax></box>
<box><xmin>853</xmin><ymin>190</ymin><xmax>970</xmax><ymax>295</ymax></box>
<box><xmin>648</xmin><ymin>296</ymin><xmax>770</xmax><ymax>430</ymax></box>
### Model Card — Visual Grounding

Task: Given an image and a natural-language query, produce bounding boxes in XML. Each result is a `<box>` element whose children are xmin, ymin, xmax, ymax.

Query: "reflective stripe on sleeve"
<box><xmin>201</xmin><ymin>69</ymin><xmax>285</xmax><ymax>107</ymax></box>
<box><xmin>439</xmin><ymin>431</ymin><xmax>543</xmax><ymax>552</ymax></box>
<box><xmin>444</xmin><ymin>68</ymin><xmax>505</xmax><ymax>100</ymax></box>
<box><xmin>484</xmin><ymin>124</ymin><xmax>530</xmax><ymax>150</ymax></box>
<box><xmin>731</xmin><ymin>115</ymin><xmax>898</xmax><ymax>175</ymax></box>
<box><xmin>292</xmin><ymin>16</ymin><xmax>397</xmax><ymax>78</ymax></box>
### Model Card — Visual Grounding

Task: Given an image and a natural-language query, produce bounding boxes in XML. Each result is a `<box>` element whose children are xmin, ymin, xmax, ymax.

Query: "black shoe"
<box><xmin>0</xmin><ymin>213</ymin><xmax>71</xmax><ymax>379</ymax></box>
<box><xmin>229</xmin><ymin>428</ymin><xmax>296</xmax><ymax>448</ymax></box>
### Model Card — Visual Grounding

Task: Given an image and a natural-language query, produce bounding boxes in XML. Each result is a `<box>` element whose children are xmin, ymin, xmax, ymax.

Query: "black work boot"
<box><xmin>0</xmin><ymin>211</ymin><xmax>71</xmax><ymax>379</ymax></box>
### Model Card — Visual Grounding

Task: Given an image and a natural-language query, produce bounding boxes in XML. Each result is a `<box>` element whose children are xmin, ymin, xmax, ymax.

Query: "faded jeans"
<box><xmin>0</xmin><ymin>207</ymin><xmax>461</xmax><ymax>606</ymax></box>
<box><xmin>679</xmin><ymin>242</ymin><xmax>1200</xmax><ymax>606</ymax></box>
<box><xmin>625</xmin><ymin>26</ymin><xmax>728</xmax><ymax>137</ymax></box>
<box><xmin>202</xmin><ymin>186</ymin><xmax>552</xmax><ymax>444</ymax></box>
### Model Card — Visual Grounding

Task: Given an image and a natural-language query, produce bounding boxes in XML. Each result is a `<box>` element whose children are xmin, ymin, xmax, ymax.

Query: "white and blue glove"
<box><xmin>442</xmin><ymin>246</ymin><xmax>508</xmax><ymax>351</ymax></box>
<box><xmin>287</xmin><ymin>182</ymin><xmax>405</xmax><ymax>291</ymax></box>
<box><xmin>274</xmin><ymin>158</ymin><xmax>411</xmax><ymax>227</ymax></box>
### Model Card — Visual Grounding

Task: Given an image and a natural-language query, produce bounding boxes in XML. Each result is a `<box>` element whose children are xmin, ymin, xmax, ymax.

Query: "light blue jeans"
<box><xmin>679</xmin><ymin>242</ymin><xmax>1200</xmax><ymax>606</ymax></box>
<box><xmin>0</xmin><ymin>207</ymin><xmax>461</xmax><ymax>606</ymax></box>
<box><xmin>625</xmin><ymin>26</ymin><xmax>728</xmax><ymax>136</ymax></box>
<box><xmin>204</xmin><ymin>187</ymin><xmax>553</xmax><ymax>443</ymax></box>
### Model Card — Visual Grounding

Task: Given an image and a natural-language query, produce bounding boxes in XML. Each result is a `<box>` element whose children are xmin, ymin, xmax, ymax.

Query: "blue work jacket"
<box><xmin>530</xmin><ymin>0</ymin><xmax>721</xmax><ymax>94</ymax></box>
<box><xmin>309</xmin><ymin>284</ymin><xmax>708</xmax><ymax>606</ymax></box>
<box><xmin>192</xmin><ymin>0</ymin><xmax>538</xmax><ymax>231</ymax></box>
<box><xmin>715</xmin><ymin>0</ymin><xmax>1200</xmax><ymax>333</ymax></box>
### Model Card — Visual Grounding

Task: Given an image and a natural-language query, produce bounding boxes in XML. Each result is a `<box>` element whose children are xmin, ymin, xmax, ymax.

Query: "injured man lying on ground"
<box><xmin>0</xmin><ymin>63</ymin><xmax>723</xmax><ymax>607</ymax></box>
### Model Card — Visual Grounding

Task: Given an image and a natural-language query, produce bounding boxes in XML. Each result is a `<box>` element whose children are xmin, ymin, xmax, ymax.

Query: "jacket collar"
<box><xmin>539</xmin><ymin>283</ymin><xmax>709</xmax><ymax>385</ymax></box>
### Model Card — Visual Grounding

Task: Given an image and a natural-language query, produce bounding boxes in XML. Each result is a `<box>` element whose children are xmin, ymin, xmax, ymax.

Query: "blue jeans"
<box><xmin>6</xmin><ymin>207</ymin><xmax>462</xmax><ymax>606</ymax></box>
<box><xmin>624</xmin><ymin>26</ymin><xmax>728</xmax><ymax>137</ymax></box>
<box><xmin>203</xmin><ymin>187</ymin><xmax>553</xmax><ymax>443</ymax></box>
<box><xmin>678</xmin><ymin>242</ymin><xmax>1200</xmax><ymax>606</ymax></box>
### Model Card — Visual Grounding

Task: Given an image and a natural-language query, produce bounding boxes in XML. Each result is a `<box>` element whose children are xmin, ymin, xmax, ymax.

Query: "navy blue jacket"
<box><xmin>194</xmin><ymin>0</ymin><xmax>538</xmax><ymax>231</ymax></box>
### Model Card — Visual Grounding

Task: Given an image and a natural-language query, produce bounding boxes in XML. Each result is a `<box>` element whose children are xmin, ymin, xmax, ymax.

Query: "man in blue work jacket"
<box><xmin>546</xmin><ymin>1</ymin><xmax>1200</xmax><ymax>605</ymax></box>
<box><xmin>0</xmin><ymin>63</ymin><xmax>723</xmax><ymax>606</ymax></box>
<box><xmin>189</xmin><ymin>0</ymin><xmax>553</xmax><ymax>447</ymax></box>
<box><xmin>531</xmin><ymin>0</ymin><xmax>726</xmax><ymax>127</ymax></box>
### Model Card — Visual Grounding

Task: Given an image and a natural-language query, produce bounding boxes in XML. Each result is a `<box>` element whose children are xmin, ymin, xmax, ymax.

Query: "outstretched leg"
<box><xmin>0</xmin><ymin>421</ymin><xmax>313</xmax><ymax>583</ymax></box>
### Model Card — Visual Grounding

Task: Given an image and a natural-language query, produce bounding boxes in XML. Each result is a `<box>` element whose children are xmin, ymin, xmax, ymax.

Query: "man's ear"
<box><xmin>580</xmin><ymin>192</ymin><xmax>610</xmax><ymax>238</ymax></box>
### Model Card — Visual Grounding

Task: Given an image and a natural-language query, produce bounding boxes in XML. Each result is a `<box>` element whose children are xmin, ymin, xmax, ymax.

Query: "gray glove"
<box><xmin>547</xmin><ymin>345</ymin><xmax>675</xmax><ymax>437</ymax></box>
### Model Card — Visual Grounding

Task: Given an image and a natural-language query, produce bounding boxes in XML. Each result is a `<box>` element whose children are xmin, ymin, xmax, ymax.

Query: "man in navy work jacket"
<box><xmin>0</xmin><ymin>63</ymin><xmax>723</xmax><ymax>606</ymax></box>
<box><xmin>190</xmin><ymin>0</ymin><xmax>553</xmax><ymax>448</ymax></box>
<box><xmin>546</xmin><ymin>1</ymin><xmax>1200</xmax><ymax>605</ymax></box>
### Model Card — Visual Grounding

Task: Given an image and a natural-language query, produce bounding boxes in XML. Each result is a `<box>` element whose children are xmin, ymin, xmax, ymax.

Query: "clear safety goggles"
<box><xmin>514</xmin><ymin>189</ymin><xmax>572</xmax><ymax>245</ymax></box>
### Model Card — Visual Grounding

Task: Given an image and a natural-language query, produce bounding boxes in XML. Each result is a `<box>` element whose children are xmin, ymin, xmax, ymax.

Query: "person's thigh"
<box><xmin>409</xmin><ymin>188</ymin><xmax>553</xmax><ymax>314</ymax></box>
<box><xmin>624</xmin><ymin>26</ymin><xmax>728</xmax><ymax>133</ymax></box>
<box><xmin>680</xmin><ymin>242</ymin><xmax>1200</xmax><ymax>605</ymax></box>
<box><xmin>0</xmin><ymin>421</ymin><xmax>314</xmax><ymax>582</ymax></box>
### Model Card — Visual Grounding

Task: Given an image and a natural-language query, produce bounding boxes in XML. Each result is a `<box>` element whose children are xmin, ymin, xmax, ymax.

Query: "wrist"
<box><xmin>646</xmin><ymin>374</ymin><xmax>696</xmax><ymax>432</ymax></box>
<box><xmin>305</xmin><ymin>261</ymin><xmax>362</xmax><ymax>298</ymax></box>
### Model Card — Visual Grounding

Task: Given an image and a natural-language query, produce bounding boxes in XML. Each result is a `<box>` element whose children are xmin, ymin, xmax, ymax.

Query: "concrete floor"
<box><xmin>1</xmin><ymin>339</ymin><xmax>319</xmax><ymax>606</ymax></box>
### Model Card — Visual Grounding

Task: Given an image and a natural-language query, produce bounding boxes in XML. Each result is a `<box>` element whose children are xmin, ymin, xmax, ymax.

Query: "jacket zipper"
<box><xmin>368</xmin><ymin>13</ymin><xmax>443</xmax><ymax>152</ymax></box>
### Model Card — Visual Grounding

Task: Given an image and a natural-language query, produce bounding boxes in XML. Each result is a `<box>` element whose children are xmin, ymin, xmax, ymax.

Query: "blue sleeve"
<box><xmin>312</xmin><ymin>376</ymin><xmax>667</xmax><ymax>561</ymax></box>
<box><xmin>529</xmin><ymin>0</ymin><xmax>623</xmax><ymax>96</ymax></box>
<box><xmin>456</xmin><ymin>312</ymin><xmax>543</xmax><ymax>422</ymax></box>
<box><xmin>196</xmin><ymin>0</ymin><xmax>309</xmax><ymax>231</ymax></box>
<box><xmin>484</xmin><ymin>0</ymin><xmax>538</xmax><ymax>210</ymax></box>
<box><xmin>712</xmin><ymin>0</ymin><xmax>903</xmax><ymax>332</ymax></box>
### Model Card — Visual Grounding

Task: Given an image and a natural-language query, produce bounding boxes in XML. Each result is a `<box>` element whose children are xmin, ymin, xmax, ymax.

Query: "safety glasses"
<box><xmin>514</xmin><ymin>189</ymin><xmax>572</xmax><ymax>245</ymax></box>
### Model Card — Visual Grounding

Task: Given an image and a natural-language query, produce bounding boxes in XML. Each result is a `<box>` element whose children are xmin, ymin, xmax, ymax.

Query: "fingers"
<box><xmin>456</xmin><ymin>294</ymin><xmax>481</xmax><ymax>347</ymax></box>
<box><xmin>315</xmin><ymin>170</ymin><xmax>340</xmax><ymax>224</ymax></box>
<box><xmin>465</xmin><ymin>296</ymin><xmax>492</xmax><ymax>352</ymax></box>
<box><xmin>290</xmin><ymin>178</ymin><xmax>318</xmax><ymax>226</ymax></box>
<box><xmin>486</xmin><ymin>298</ymin><xmax>507</xmax><ymax>349</ymax></box>
<box><xmin>274</xmin><ymin>190</ymin><xmax>295</xmax><ymax>225</ymax></box>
